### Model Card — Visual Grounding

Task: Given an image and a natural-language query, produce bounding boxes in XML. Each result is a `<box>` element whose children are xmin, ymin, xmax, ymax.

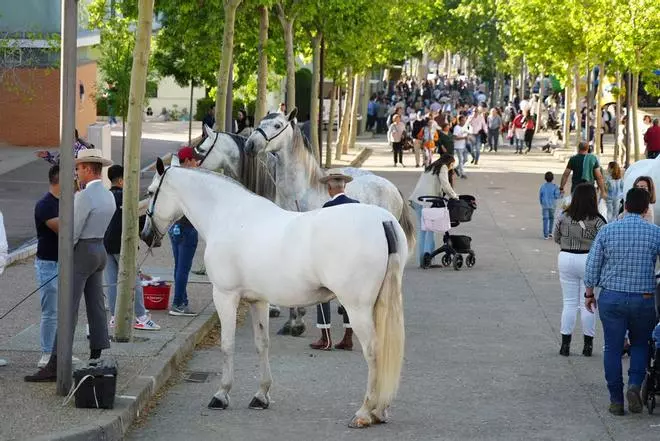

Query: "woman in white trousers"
<box><xmin>554</xmin><ymin>183</ymin><xmax>606</xmax><ymax>357</ymax></box>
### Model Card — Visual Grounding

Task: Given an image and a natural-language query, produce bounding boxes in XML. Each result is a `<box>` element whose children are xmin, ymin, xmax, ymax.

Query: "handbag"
<box><xmin>421</xmin><ymin>206</ymin><xmax>451</xmax><ymax>233</ymax></box>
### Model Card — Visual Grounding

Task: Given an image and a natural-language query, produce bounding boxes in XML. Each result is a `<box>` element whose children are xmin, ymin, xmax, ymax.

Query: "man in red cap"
<box><xmin>168</xmin><ymin>146</ymin><xmax>199</xmax><ymax>316</ymax></box>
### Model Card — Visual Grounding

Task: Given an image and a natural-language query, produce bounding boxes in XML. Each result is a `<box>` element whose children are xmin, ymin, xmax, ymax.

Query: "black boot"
<box><xmin>90</xmin><ymin>349</ymin><xmax>102</xmax><ymax>360</ymax></box>
<box><xmin>559</xmin><ymin>334</ymin><xmax>571</xmax><ymax>356</ymax></box>
<box><xmin>25</xmin><ymin>354</ymin><xmax>57</xmax><ymax>382</ymax></box>
<box><xmin>582</xmin><ymin>335</ymin><xmax>594</xmax><ymax>357</ymax></box>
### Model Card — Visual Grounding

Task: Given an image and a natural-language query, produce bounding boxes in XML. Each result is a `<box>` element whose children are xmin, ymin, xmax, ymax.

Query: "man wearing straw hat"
<box><xmin>309</xmin><ymin>170</ymin><xmax>359</xmax><ymax>351</ymax></box>
<box><xmin>26</xmin><ymin>149</ymin><xmax>116</xmax><ymax>382</ymax></box>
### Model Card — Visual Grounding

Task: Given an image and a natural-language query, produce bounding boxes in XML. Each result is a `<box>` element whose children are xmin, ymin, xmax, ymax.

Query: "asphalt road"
<box><xmin>125</xmin><ymin>147</ymin><xmax>660</xmax><ymax>441</ymax></box>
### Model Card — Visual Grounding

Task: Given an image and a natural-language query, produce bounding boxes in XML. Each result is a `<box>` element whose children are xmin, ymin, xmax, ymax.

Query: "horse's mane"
<box><xmin>290</xmin><ymin>121</ymin><xmax>323</xmax><ymax>186</ymax></box>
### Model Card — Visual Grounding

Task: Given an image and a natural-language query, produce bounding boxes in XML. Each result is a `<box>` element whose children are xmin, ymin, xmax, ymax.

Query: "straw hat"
<box><xmin>75</xmin><ymin>149</ymin><xmax>113</xmax><ymax>167</ymax></box>
<box><xmin>319</xmin><ymin>169</ymin><xmax>353</xmax><ymax>184</ymax></box>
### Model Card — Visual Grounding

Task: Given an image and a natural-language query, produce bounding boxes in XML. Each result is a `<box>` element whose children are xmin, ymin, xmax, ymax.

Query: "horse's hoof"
<box><xmin>297</xmin><ymin>307</ymin><xmax>306</xmax><ymax>317</ymax></box>
<box><xmin>348</xmin><ymin>416</ymin><xmax>372</xmax><ymax>429</ymax></box>
<box><xmin>248</xmin><ymin>396</ymin><xmax>269</xmax><ymax>410</ymax></box>
<box><xmin>276</xmin><ymin>324</ymin><xmax>291</xmax><ymax>335</ymax></box>
<box><xmin>208</xmin><ymin>396</ymin><xmax>228</xmax><ymax>410</ymax></box>
<box><xmin>290</xmin><ymin>323</ymin><xmax>306</xmax><ymax>337</ymax></box>
<box><xmin>371</xmin><ymin>412</ymin><xmax>388</xmax><ymax>425</ymax></box>
<box><xmin>269</xmin><ymin>309</ymin><xmax>280</xmax><ymax>318</ymax></box>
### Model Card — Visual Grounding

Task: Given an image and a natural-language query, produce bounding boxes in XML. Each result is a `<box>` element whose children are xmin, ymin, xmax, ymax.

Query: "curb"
<box><xmin>7</xmin><ymin>242</ymin><xmax>37</xmax><ymax>267</ymax></box>
<box><xmin>28</xmin><ymin>303</ymin><xmax>220</xmax><ymax>441</ymax></box>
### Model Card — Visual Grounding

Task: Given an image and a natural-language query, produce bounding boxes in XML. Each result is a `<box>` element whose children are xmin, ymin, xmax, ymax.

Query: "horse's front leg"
<box><xmin>208</xmin><ymin>287</ymin><xmax>239</xmax><ymax>410</ymax></box>
<box><xmin>248</xmin><ymin>300</ymin><xmax>272</xmax><ymax>410</ymax></box>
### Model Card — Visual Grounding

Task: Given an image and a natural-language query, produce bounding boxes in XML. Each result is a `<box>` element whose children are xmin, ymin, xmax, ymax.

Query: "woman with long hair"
<box><xmin>554</xmin><ymin>183</ymin><xmax>606</xmax><ymax>357</ymax></box>
<box><xmin>632</xmin><ymin>176</ymin><xmax>656</xmax><ymax>223</ymax></box>
<box><xmin>408</xmin><ymin>154</ymin><xmax>459</xmax><ymax>267</ymax></box>
<box><xmin>388</xmin><ymin>113</ymin><xmax>407</xmax><ymax>167</ymax></box>
<box><xmin>605</xmin><ymin>162</ymin><xmax>624</xmax><ymax>222</ymax></box>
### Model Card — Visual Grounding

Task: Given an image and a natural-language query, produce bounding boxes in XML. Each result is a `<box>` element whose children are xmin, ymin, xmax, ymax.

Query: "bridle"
<box><xmin>145</xmin><ymin>165</ymin><xmax>171</xmax><ymax>241</ymax></box>
<box><xmin>254</xmin><ymin>120</ymin><xmax>293</xmax><ymax>147</ymax></box>
<box><xmin>196</xmin><ymin>132</ymin><xmax>221</xmax><ymax>166</ymax></box>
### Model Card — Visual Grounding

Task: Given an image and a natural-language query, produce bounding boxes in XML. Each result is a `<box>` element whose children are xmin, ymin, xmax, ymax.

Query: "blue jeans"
<box><xmin>654</xmin><ymin>323</ymin><xmax>660</xmax><ymax>350</ymax></box>
<box><xmin>542</xmin><ymin>208</ymin><xmax>554</xmax><ymax>238</ymax></box>
<box><xmin>412</xmin><ymin>202</ymin><xmax>436</xmax><ymax>266</ymax></box>
<box><xmin>598</xmin><ymin>289</ymin><xmax>657</xmax><ymax>403</ymax></box>
<box><xmin>468</xmin><ymin>136</ymin><xmax>480</xmax><ymax>162</ymax></box>
<box><xmin>104</xmin><ymin>253</ymin><xmax>147</xmax><ymax>317</ymax></box>
<box><xmin>35</xmin><ymin>258</ymin><xmax>58</xmax><ymax>353</ymax></box>
<box><xmin>455</xmin><ymin>149</ymin><xmax>468</xmax><ymax>177</ymax></box>
<box><xmin>169</xmin><ymin>225</ymin><xmax>198</xmax><ymax>308</ymax></box>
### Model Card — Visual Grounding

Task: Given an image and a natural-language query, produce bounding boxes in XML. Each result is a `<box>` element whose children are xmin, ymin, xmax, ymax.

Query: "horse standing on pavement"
<box><xmin>141</xmin><ymin>160</ymin><xmax>407</xmax><ymax>428</ymax></box>
<box><xmin>195</xmin><ymin>112</ymin><xmax>416</xmax><ymax>336</ymax></box>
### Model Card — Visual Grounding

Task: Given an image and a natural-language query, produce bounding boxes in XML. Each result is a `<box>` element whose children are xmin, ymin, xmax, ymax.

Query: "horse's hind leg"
<box><xmin>345</xmin><ymin>309</ymin><xmax>378</xmax><ymax>428</ymax></box>
<box><xmin>248</xmin><ymin>300</ymin><xmax>272</xmax><ymax>410</ymax></box>
<box><xmin>276</xmin><ymin>308</ymin><xmax>294</xmax><ymax>335</ymax></box>
<box><xmin>291</xmin><ymin>307</ymin><xmax>306</xmax><ymax>337</ymax></box>
<box><xmin>208</xmin><ymin>287</ymin><xmax>239</xmax><ymax>410</ymax></box>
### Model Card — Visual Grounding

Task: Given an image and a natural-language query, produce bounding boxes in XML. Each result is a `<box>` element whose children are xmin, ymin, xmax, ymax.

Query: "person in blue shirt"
<box><xmin>539</xmin><ymin>171</ymin><xmax>561</xmax><ymax>239</ymax></box>
<box><xmin>585</xmin><ymin>188</ymin><xmax>660</xmax><ymax>416</ymax></box>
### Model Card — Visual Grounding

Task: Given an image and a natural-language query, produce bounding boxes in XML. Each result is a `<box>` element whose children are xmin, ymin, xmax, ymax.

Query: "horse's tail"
<box><xmin>373</xmin><ymin>221</ymin><xmax>405</xmax><ymax>410</ymax></box>
<box><xmin>397</xmin><ymin>189</ymin><xmax>416</xmax><ymax>255</ymax></box>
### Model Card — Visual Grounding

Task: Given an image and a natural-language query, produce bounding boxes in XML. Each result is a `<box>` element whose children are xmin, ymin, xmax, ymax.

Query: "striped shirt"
<box><xmin>585</xmin><ymin>214</ymin><xmax>660</xmax><ymax>293</ymax></box>
<box><xmin>553</xmin><ymin>213</ymin><xmax>606</xmax><ymax>253</ymax></box>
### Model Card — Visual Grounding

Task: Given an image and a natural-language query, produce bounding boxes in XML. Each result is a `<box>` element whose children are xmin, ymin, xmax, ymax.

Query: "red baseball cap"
<box><xmin>178</xmin><ymin>146</ymin><xmax>195</xmax><ymax>161</ymax></box>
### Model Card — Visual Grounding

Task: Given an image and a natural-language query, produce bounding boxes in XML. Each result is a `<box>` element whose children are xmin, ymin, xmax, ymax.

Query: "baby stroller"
<box><xmin>418</xmin><ymin>195</ymin><xmax>477</xmax><ymax>270</ymax></box>
<box><xmin>642</xmin><ymin>274</ymin><xmax>660</xmax><ymax>414</ymax></box>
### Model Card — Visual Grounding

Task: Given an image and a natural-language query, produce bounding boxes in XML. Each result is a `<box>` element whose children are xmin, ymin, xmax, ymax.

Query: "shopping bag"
<box><xmin>421</xmin><ymin>206</ymin><xmax>451</xmax><ymax>233</ymax></box>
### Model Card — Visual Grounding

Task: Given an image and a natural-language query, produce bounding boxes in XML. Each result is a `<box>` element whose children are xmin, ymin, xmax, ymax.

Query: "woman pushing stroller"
<box><xmin>408</xmin><ymin>154</ymin><xmax>459</xmax><ymax>267</ymax></box>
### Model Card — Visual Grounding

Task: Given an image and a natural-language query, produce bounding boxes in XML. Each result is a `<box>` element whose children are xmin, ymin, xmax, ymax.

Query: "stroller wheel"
<box><xmin>452</xmin><ymin>254</ymin><xmax>463</xmax><ymax>271</ymax></box>
<box><xmin>441</xmin><ymin>253</ymin><xmax>452</xmax><ymax>267</ymax></box>
<box><xmin>466</xmin><ymin>252</ymin><xmax>476</xmax><ymax>268</ymax></box>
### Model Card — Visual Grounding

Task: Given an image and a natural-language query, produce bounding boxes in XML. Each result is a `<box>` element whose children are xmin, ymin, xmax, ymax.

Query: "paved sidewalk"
<box><xmin>126</xmin><ymin>134</ymin><xmax>659</xmax><ymax>440</ymax></box>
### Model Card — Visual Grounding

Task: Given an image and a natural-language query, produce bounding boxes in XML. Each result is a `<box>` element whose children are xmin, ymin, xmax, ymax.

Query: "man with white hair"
<box><xmin>309</xmin><ymin>171</ymin><xmax>359</xmax><ymax>351</ymax></box>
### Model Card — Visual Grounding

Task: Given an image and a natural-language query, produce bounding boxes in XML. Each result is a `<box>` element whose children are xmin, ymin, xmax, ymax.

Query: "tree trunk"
<box><xmin>585</xmin><ymin>65</ymin><xmax>591</xmax><ymax>149</ymax></box>
<box><xmin>325</xmin><ymin>81</ymin><xmax>336</xmax><ymax>168</ymax></box>
<box><xmin>614</xmin><ymin>70</ymin><xmax>621</xmax><ymax>161</ymax></box>
<box><xmin>419</xmin><ymin>46</ymin><xmax>429</xmax><ymax>82</ymax></box>
<box><xmin>278</xmin><ymin>7</ymin><xmax>296</xmax><ymax>113</ymax></box>
<box><xmin>214</xmin><ymin>0</ymin><xmax>241</xmax><ymax>131</ymax></box>
<box><xmin>309</xmin><ymin>33</ymin><xmax>321</xmax><ymax>159</ymax></box>
<box><xmin>574</xmin><ymin>66</ymin><xmax>582</xmax><ymax>145</ymax></box>
<box><xmin>563</xmin><ymin>76</ymin><xmax>572</xmax><ymax>150</ymax></box>
<box><xmin>594</xmin><ymin>63</ymin><xmax>605</xmax><ymax>157</ymax></box>
<box><xmin>632</xmin><ymin>71</ymin><xmax>640</xmax><ymax>161</ymax></box>
<box><xmin>254</xmin><ymin>5</ymin><xmax>269</xmax><ymax>122</ymax></box>
<box><xmin>336</xmin><ymin>69</ymin><xmax>353</xmax><ymax>159</ymax></box>
<box><xmin>188</xmin><ymin>79</ymin><xmax>193</xmax><ymax>146</ymax></box>
<box><xmin>535</xmin><ymin>73</ymin><xmax>544</xmax><ymax>135</ymax></box>
<box><xmin>347</xmin><ymin>73</ymin><xmax>361</xmax><ymax>152</ymax></box>
<box><xmin>359</xmin><ymin>72</ymin><xmax>370</xmax><ymax>135</ymax></box>
<box><xmin>114</xmin><ymin>0</ymin><xmax>155</xmax><ymax>342</ymax></box>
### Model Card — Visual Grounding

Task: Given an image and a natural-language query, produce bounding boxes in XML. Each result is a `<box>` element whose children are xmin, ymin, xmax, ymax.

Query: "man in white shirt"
<box><xmin>453</xmin><ymin>115</ymin><xmax>469</xmax><ymax>179</ymax></box>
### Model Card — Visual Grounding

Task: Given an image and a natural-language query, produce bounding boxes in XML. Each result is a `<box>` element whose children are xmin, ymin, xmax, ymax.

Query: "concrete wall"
<box><xmin>0</xmin><ymin>61</ymin><xmax>97</xmax><ymax>146</ymax></box>
<box><xmin>147</xmin><ymin>76</ymin><xmax>205</xmax><ymax>116</ymax></box>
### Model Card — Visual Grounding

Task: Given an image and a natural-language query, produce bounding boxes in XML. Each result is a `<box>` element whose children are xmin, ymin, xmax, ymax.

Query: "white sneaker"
<box><xmin>37</xmin><ymin>353</ymin><xmax>80</xmax><ymax>367</ymax></box>
<box><xmin>0</xmin><ymin>358</ymin><xmax>7</xmax><ymax>367</ymax></box>
<box><xmin>134</xmin><ymin>317</ymin><xmax>161</xmax><ymax>331</ymax></box>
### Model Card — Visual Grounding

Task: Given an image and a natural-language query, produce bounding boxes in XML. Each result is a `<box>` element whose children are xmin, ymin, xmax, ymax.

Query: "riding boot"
<box><xmin>309</xmin><ymin>329</ymin><xmax>332</xmax><ymax>350</ymax></box>
<box><xmin>25</xmin><ymin>354</ymin><xmax>57</xmax><ymax>382</ymax></box>
<box><xmin>582</xmin><ymin>335</ymin><xmax>594</xmax><ymax>357</ymax></box>
<box><xmin>559</xmin><ymin>334</ymin><xmax>571</xmax><ymax>356</ymax></box>
<box><xmin>335</xmin><ymin>328</ymin><xmax>354</xmax><ymax>350</ymax></box>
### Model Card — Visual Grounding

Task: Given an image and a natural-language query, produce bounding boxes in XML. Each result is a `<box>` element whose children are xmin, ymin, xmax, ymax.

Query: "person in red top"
<box><xmin>512</xmin><ymin>110</ymin><xmax>525</xmax><ymax>154</ymax></box>
<box><xmin>523</xmin><ymin>111</ymin><xmax>536</xmax><ymax>154</ymax></box>
<box><xmin>644</xmin><ymin>119</ymin><xmax>660</xmax><ymax>159</ymax></box>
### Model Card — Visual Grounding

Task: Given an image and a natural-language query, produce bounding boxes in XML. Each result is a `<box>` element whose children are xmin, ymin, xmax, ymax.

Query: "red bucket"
<box><xmin>143</xmin><ymin>283</ymin><xmax>171</xmax><ymax>310</ymax></box>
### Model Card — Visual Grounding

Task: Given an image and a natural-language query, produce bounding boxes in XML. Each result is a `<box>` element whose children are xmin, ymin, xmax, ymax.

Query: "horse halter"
<box><xmin>255</xmin><ymin>120</ymin><xmax>293</xmax><ymax>147</ymax></box>
<box><xmin>195</xmin><ymin>132</ymin><xmax>220</xmax><ymax>166</ymax></box>
<box><xmin>145</xmin><ymin>166</ymin><xmax>171</xmax><ymax>240</ymax></box>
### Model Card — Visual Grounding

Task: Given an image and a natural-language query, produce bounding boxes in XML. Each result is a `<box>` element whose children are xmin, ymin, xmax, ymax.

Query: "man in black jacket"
<box><xmin>104</xmin><ymin>165</ymin><xmax>160</xmax><ymax>330</ymax></box>
<box><xmin>309</xmin><ymin>171</ymin><xmax>359</xmax><ymax>351</ymax></box>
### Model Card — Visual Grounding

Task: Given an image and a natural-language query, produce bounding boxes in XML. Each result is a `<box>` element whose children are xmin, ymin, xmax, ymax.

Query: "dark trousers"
<box><xmin>647</xmin><ymin>151</ymin><xmax>660</xmax><ymax>159</ymax></box>
<box><xmin>392</xmin><ymin>141</ymin><xmax>403</xmax><ymax>164</ymax></box>
<box><xmin>52</xmin><ymin>239</ymin><xmax>110</xmax><ymax>355</ymax></box>
<box><xmin>169</xmin><ymin>226</ymin><xmax>198</xmax><ymax>308</ymax></box>
<box><xmin>488</xmin><ymin>128</ymin><xmax>500</xmax><ymax>151</ymax></box>
<box><xmin>524</xmin><ymin>129</ymin><xmax>534</xmax><ymax>150</ymax></box>
<box><xmin>317</xmin><ymin>302</ymin><xmax>350</xmax><ymax>328</ymax></box>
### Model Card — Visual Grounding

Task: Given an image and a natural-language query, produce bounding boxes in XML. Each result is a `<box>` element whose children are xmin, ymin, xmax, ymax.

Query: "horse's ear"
<box><xmin>156</xmin><ymin>157</ymin><xmax>164</xmax><ymax>176</ymax></box>
<box><xmin>288</xmin><ymin>107</ymin><xmax>298</xmax><ymax>122</ymax></box>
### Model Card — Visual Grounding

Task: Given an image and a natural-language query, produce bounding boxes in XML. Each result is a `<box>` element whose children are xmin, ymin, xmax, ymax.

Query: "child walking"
<box><xmin>539</xmin><ymin>171</ymin><xmax>561</xmax><ymax>239</ymax></box>
<box><xmin>605</xmin><ymin>161</ymin><xmax>624</xmax><ymax>221</ymax></box>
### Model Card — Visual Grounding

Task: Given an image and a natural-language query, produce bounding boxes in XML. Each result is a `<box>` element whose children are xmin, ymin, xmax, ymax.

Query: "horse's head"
<box><xmin>141</xmin><ymin>158</ymin><xmax>183</xmax><ymax>248</ymax></box>
<box><xmin>245</xmin><ymin>108</ymin><xmax>298</xmax><ymax>156</ymax></box>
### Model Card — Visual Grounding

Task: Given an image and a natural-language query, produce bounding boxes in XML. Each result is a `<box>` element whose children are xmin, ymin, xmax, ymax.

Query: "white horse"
<box><xmin>243</xmin><ymin>111</ymin><xmax>416</xmax><ymax>257</ymax></box>
<box><xmin>623</xmin><ymin>157</ymin><xmax>660</xmax><ymax>224</ymax></box>
<box><xmin>141</xmin><ymin>160</ymin><xmax>407</xmax><ymax>428</ymax></box>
